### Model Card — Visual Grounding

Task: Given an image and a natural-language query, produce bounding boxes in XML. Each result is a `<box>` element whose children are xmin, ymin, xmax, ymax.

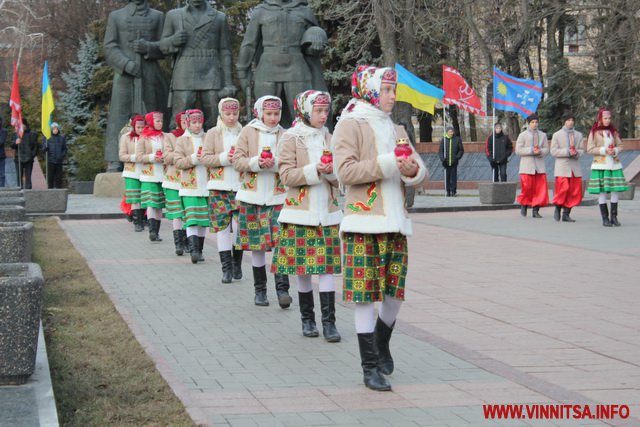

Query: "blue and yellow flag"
<box><xmin>395</xmin><ymin>63</ymin><xmax>445</xmax><ymax>114</ymax></box>
<box><xmin>41</xmin><ymin>60</ymin><xmax>55</xmax><ymax>139</ymax></box>
<box><xmin>493</xmin><ymin>67</ymin><xmax>543</xmax><ymax>118</ymax></box>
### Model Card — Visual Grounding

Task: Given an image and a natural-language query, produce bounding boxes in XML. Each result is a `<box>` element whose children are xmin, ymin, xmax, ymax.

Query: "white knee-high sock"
<box><xmin>354</xmin><ymin>303</ymin><xmax>376</xmax><ymax>334</ymax></box>
<box><xmin>197</xmin><ymin>226</ymin><xmax>207</xmax><ymax>237</ymax></box>
<box><xmin>599</xmin><ymin>193</ymin><xmax>607</xmax><ymax>204</ymax></box>
<box><xmin>217</xmin><ymin>225</ymin><xmax>232</xmax><ymax>252</ymax></box>
<box><xmin>186</xmin><ymin>226</ymin><xmax>198</xmax><ymax>237</ymax></box>
<box><xmin>296</xmin><ymin>274</ymin><xmax>313</xmax><ymax>293</ymax></box>
<box><xmin>252</xmin><ymin>250</ymin><xmax>266</xmax><ymax>267</ymax></box>
<box><xmin>131</xmin><ymin>203</ymin><xmax>140</xmax><ymax>210</ymax></box>
<box><xmin>318</xmin><ymin>274</ymin><xmax>335</xmax><ymax>292</ymax></box>
<box><xmin>172</xmin><ymin>219</ymin><xmax>183</xmax><ymax>230</ymax></box>
<box><xmin>611</xmin><ymin>192</ymin><xmax>619</xmax><ymax>203</ymax></box>
<box><xmin>379</xmin><ymin>296</ymin><xmax>402</xmax><ymax>327</ymax></box>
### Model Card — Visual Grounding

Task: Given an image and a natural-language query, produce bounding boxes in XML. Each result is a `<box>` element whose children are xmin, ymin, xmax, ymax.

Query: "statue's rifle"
<box><xmin>167</xmin><ymin>2</ymin><xmax>185</xmax><ymax>110</ymax></box>
<box><xmin>133</xmin><ymin>30</ymin><xmax>146</xmax><ymax>114</ymax></box>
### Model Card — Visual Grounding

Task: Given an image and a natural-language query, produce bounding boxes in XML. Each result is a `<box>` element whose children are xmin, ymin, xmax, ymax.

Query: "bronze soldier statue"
<box><xmin>237</xmin><ymin>0</ymin><xmax>329</xmax><ymax>125</ymax></box>
<box><xmin>103</xmin><ymin>0</ymin><xmax>168</xmax><ymax>171</ymax></box>
<box><xmin>160</xmin><ymin>0</ymin><xmax>235</xmax><ymax>130</ymax></box>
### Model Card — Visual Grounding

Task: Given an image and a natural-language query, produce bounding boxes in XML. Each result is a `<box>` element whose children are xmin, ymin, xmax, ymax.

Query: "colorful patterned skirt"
<box><xmin>124</xmin><ymin>177</ymin><xmax>141</xmax><ymax>204</ymax></box>
<box><xmin>342</xmin><ymin>232</ymin><xmax>408</xmax><ymax>303</ymax></box>
<box><xmin>271</xmin><ymin>223</ymin><xmax>341</xmax><ymax>275</ymax></box>
<box><xmin>209</xmin><ymin>190</ymin><xmax>238</xmax><ymax>233</ymax></box>
<box><xmin>552</xmin><ymin>175</ymin><xmax>583</xmax><ymax>208</ymax></box>
<box><xmin>140</xmin><ymin>181</ymin><xmax>165</xmax><ymax>208</ymax></box>
<box><xmin>181</xmin><ymin>196</ymin><xmax>211</xmax><ymax>228</ymax></box>
<box><xmin>163</xmin><ymin>188</ymin><xmax>183</xmax><ymax>220</ymax></box>
<box><xmin>517</xmin><ymin>173</ymin><xmax>549</xmax><ymax>207</ymax></box>
<box><xmin>587</xmin><ymin>169</ymin><xmax>628</xmax><ymax>194</ymax></box>
<box><xmin>235</xmin><ymin>202</ymin><xmax>282</xmax><ymax>251</ymax></box>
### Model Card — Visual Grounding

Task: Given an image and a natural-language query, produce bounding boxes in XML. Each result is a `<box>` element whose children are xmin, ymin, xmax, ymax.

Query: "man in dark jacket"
<box><xmin>438</xmin><ymin>126</ymin><xmax>464</xmax><ymax>196</ymax></box>
<box><xmin>42</xmin><ymin>122</ymin><xmax>67</xmax><ymax>188</ymax></box>
<box><xmin>485</xmin><ymin>123</ymin><xmax>513</xmax><ymax>182</ymax></box>
<box><xmin>10</xmin><ymin>118</ymin><xmax>39</xmax><ymax>189</ymax></box>
<box><xmin>0</xmin><ymin>117</ymin><xmax>7</xmax><ymax>187</ymax></box>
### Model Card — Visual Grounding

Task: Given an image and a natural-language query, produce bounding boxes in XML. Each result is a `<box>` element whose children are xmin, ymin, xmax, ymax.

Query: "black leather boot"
<box><xmin>148</xmin><ymin>219</ymin><xmax>158</xmax><ymax>241</ymax></box>
<box><xmin>132</xmin><ymin>209</ymin><xmax>144</xmax><ymax>232</ymax></box>
<box><xmin>532</xmin><ymin>207</ymin><xmax>542</xmax><ymax>218</ymax></box>
<box><xmin>274</xmin><ymin>274</ymin><xmax>292</xmax><ymax>309</ymax></box>
<box><xmin>562</xmin><ymin>207</ymin><xmax>575</xmax><ymax>222</ymax></box>
<box><xmin>154</xmin><ymin>219</ymin><xmax>162</xmax><ymax>241</ymax></box>
<box><xmin>298</xmin><ymin>291</ymin><xmax>319</xmax><ymax>337</ymax></box>
<box><xmin>188</xmin><ymin>235</ymin><xmax>200</xmax><ymax>264</ymax></box>
<box><xmin>219</xmin><ymin>251</ymin><xmax>233</xmax><ymax>283</ymax></box>
<box><xmin>197</xmin><ymin>236</ymin><xmax>205</xmax><ymax>262</ymax></box>
<box><xmin>520</xmin><ymin>205</ymin><xmax>528</xmax><ymax>217</ymax></box>
<box><xmin>374</xmin><ymin>318</ymin><xmax>395</xmax><ymax>375</ymax></box>
<box><xmin>357</xmin><ymin>333</ymin><xmax>391</xmax><ymax>391</ymax></box>
<box><xmin>610</xmin><ymin>202</ymin><xmax>621</xmax><ymax>226</ymax></box>
<box><xmin>253</xmin><ymin>266</ymin><xmax>269</xmax><ymax>306</ymax></box>
<box><xmin>179</xmin><ymin>230</ymin><xmax>188</xmax><ymax>255</ymax></box>
<box><xmin>554</xmin><ymin>205</ymin><xmax>561</xmax><ymax>222</ymax></box>
<box><xmin>173</xmin><ymin>230</ymin><xmax>183</xmax><ymax>255</ymax></box>
<box><xmin>232</xmin><ymin>248</ymin><xmax>243</xmax><ymax>280</ymax></box>
<box><xmin>600</xmin><ymin>203</ymin><xmax>612</xmax><ymax>227</ymax></box>
<box><xmin>319</xmin><ymin>292</ymin><xmax>341</xmax><ymax>342</ymax></box>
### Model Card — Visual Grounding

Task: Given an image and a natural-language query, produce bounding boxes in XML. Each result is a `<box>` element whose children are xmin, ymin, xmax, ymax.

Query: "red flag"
<box><xmin>10</xmin><ymin>62</ymin><xmax>24</xmax><ymax>138</ymax></box>
<box><xmin>442</xmin><ymin>65</ymin><xmax>486</xmax><ymax>117</ymax></box>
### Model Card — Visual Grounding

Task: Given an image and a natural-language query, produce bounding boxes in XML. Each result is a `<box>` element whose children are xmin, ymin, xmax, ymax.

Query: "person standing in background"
<box><xmin>485</xmin><ymin>123</ymin><xmax>513</xmax><ymax>182</ymax></box>
<box><xmin>438</xmin><ymin>126</ymin><xmax>464</xmax><ymax>196</ymax></box>
<box><xmin>42</xmin><ymin>122</ymin><xmax>67</xmax><ymax>188</ymax></box>
<box><xmin>11</xmin><ymin>118</ymin><xmax>39</xmax><ymax>189</ymax></box>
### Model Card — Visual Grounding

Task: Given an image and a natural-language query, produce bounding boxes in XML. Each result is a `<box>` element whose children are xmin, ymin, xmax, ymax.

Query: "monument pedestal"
<box><xmin>93</xmin><ymin>172</ymin><xmax>124</xmax><ymax>198</ymax></box>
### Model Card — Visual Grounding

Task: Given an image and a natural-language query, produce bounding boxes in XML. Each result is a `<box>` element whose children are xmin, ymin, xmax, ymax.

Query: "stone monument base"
<box><xmin>478</xmin><ymin>182</ymin><xmax>517</xmax><ymax>205</ymax></box>
<box><xmin>93</xmin><ymin>172</ymin><xmax>125</xmax><ymax>198</ymax></box>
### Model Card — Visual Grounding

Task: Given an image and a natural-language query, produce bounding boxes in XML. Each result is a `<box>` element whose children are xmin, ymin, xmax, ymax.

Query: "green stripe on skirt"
<box><xmin>125</xmin><ymin>178</ymin><xmax>141</xmax><ymax>204</ymax></box>
<box><xmin>140</xmin><ymin>181</ymin><xmax>166</xmax><ymax>208</ymax></box>
<box><xmin>182</xmin><ymin>196</ymin><xmax>211</xmax><ymax>228</ymax></box>
<box><xmin>587</xmin><ymin>169</ymin><xmax>628</xmax><ymax>194</ymax></box>
<box><xmin>164</xmin><ymin>188</ymin><xmax>183</xmax><ymax>219</ymax></box>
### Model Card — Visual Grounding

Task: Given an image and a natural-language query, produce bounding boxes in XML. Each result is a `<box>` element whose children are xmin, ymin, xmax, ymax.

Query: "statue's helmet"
<box><xmin>300</xmin><ymin>26</ymin><xmax>328</xmax><ymax>48</ymax></box>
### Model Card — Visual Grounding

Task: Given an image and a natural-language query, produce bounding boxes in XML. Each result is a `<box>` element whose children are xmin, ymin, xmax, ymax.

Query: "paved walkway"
<box><xmin>52</xmin><ymin>196</ymin><xmax>639</xmax><ymax>426</ymax></box>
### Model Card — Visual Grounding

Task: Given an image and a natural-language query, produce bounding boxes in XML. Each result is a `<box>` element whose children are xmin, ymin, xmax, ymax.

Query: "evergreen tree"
<box><xmin>59</xmin><ymin>33</ymin><xmax>105</xmax><ymax>178</ymax></box>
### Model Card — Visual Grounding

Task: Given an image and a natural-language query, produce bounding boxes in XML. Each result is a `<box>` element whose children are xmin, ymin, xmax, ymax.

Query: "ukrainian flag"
<box><xmin>41</xmin><ymin>60</ymin><xmax>55</xmax><ymax>139</ymax></box>
<box><xmin>395</xmin><ymin>63</ymin><xmax>445</xmax><ymax>114</ymax></box>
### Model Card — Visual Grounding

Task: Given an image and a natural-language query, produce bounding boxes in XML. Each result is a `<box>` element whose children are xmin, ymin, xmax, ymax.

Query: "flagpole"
<box><xmin>492</xmin><ymin>106</ymin><xmax>496</xmax><ymax>182</ymax></box>
<box><xmin>443</xmin><ymin>104</ymin><xmax>447</xmax><ymax>196</ymax></box>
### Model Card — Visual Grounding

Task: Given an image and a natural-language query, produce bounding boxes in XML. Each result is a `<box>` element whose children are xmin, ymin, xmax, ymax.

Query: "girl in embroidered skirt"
<box><xmin>202</xmin><ymin>98</ymin><xmax>244</xmax><ymax>283</ymax></box>
<box><xmin>164</xmin><ymin>111</ymin><xmax>188</xmax><ymax>255</ymax></box>
<box><xmin>333</xmin><ymin>65</ymin><xmax>427</xmax><ymax>391</ymax></box>
<box><xmin>586</xmin><ymin>108</ymin><xmax>628</xmax><ymax>227</ymax></box>
<box><xmin>119</xmin><ymin>115</ymin><xmax>145</xmax><ymax>232</ymax></box>
<box><xmin>233</xmin><ymin>96</ymin><xmax>291</xmax><ymax>308</ymax></box>
<box><xmin>173</xmin><ymin>109</ymin><xmax>211</xmax><ymax>263</ymax></box>
<box><xmin>272</xmin><ymin>90</ymin><xmax>342</xmax><ymax>342</ymax></box>
<box><xmin>137</xmin><ymin>111</ymin><xmax>167</xmax><ymax>241</ymax></box>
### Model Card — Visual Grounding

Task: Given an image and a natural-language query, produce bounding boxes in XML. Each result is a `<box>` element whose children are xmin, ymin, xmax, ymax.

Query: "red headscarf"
<box><xmin>171</xmin><ymin>111</ymin><xmax>186</xmax><ymax>137</ymax></box>
<box><xmin>129</xmin><ymin>115</ymin><xmax>145</xmax><ymax>138</ymax></box>
<box><xmin>589</xmin><ymin>107</ymin><xmax>618</xmax><ymax>138</ymax></box>
<box><xmin>141</xmin><ymin>112</ymin><xmax>164</xmax><ymax>138</ymax></box>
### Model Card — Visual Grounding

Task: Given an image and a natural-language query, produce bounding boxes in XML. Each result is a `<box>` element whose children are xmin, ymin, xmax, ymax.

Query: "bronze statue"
<box><xmin>103</xmin><ymin>0</ymin><xmax>168</xmax><ymax>170</ymax></box>
<box><xmin>160</xmin><ymin>0</ymin><xmax>235</xmax><ymax>130</ymax></box>
<box><xmin>237</xmin><ymin>0</ymin><xmax>329</xmax><ymax>125</ymax></box>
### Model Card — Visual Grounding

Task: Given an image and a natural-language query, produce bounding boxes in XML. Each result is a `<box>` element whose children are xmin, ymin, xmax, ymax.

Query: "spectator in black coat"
<box><xmin>10</xmin><ymin>118</ymin><xmax>39</xmax><ymax>189</ymax></box>
<box><xmin>438</xmin><ymin>126</ymin><xmax>464</xmax><ymax>196</ymax></box>
<box><xmin>42</xmin><ymin>122</ymin><xmax>67</xmax><ymax>188</ymax></box>
<box><xmin>485</xmin><ymin>123</ymin><xmax>513</xmax><ymax>182</ymax></box>
<box><xmin>0</xmin><ymin>117</ymin><xmax>7</xmax><ymax>187</ymax></box>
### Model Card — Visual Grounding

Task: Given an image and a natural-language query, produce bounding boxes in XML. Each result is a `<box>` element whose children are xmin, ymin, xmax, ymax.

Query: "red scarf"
<box><xmin>129</xmin><ymin>115</ymin><xmax>145</xmax><ymax>138</ymax></box>
<box><xmin>589</xmin><ymin>108</ymin><xmax>618</xmax><ymax>138</ymax></box>
<box><xmin>171</xmin><ymin>112</ymin><xmax>185</xmax><ymax>137</ymax></box>
<box><xmin>141</xmin><ymin>112</ymin><xmax>164</xmax><ymax>138</ymax></box>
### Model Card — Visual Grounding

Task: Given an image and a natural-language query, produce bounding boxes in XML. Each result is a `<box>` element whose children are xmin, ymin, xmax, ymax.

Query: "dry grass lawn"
<box><xmin>33</xmin><ymin>217</ymin><xmax>196</xmax><ymax>426</ymax></box>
